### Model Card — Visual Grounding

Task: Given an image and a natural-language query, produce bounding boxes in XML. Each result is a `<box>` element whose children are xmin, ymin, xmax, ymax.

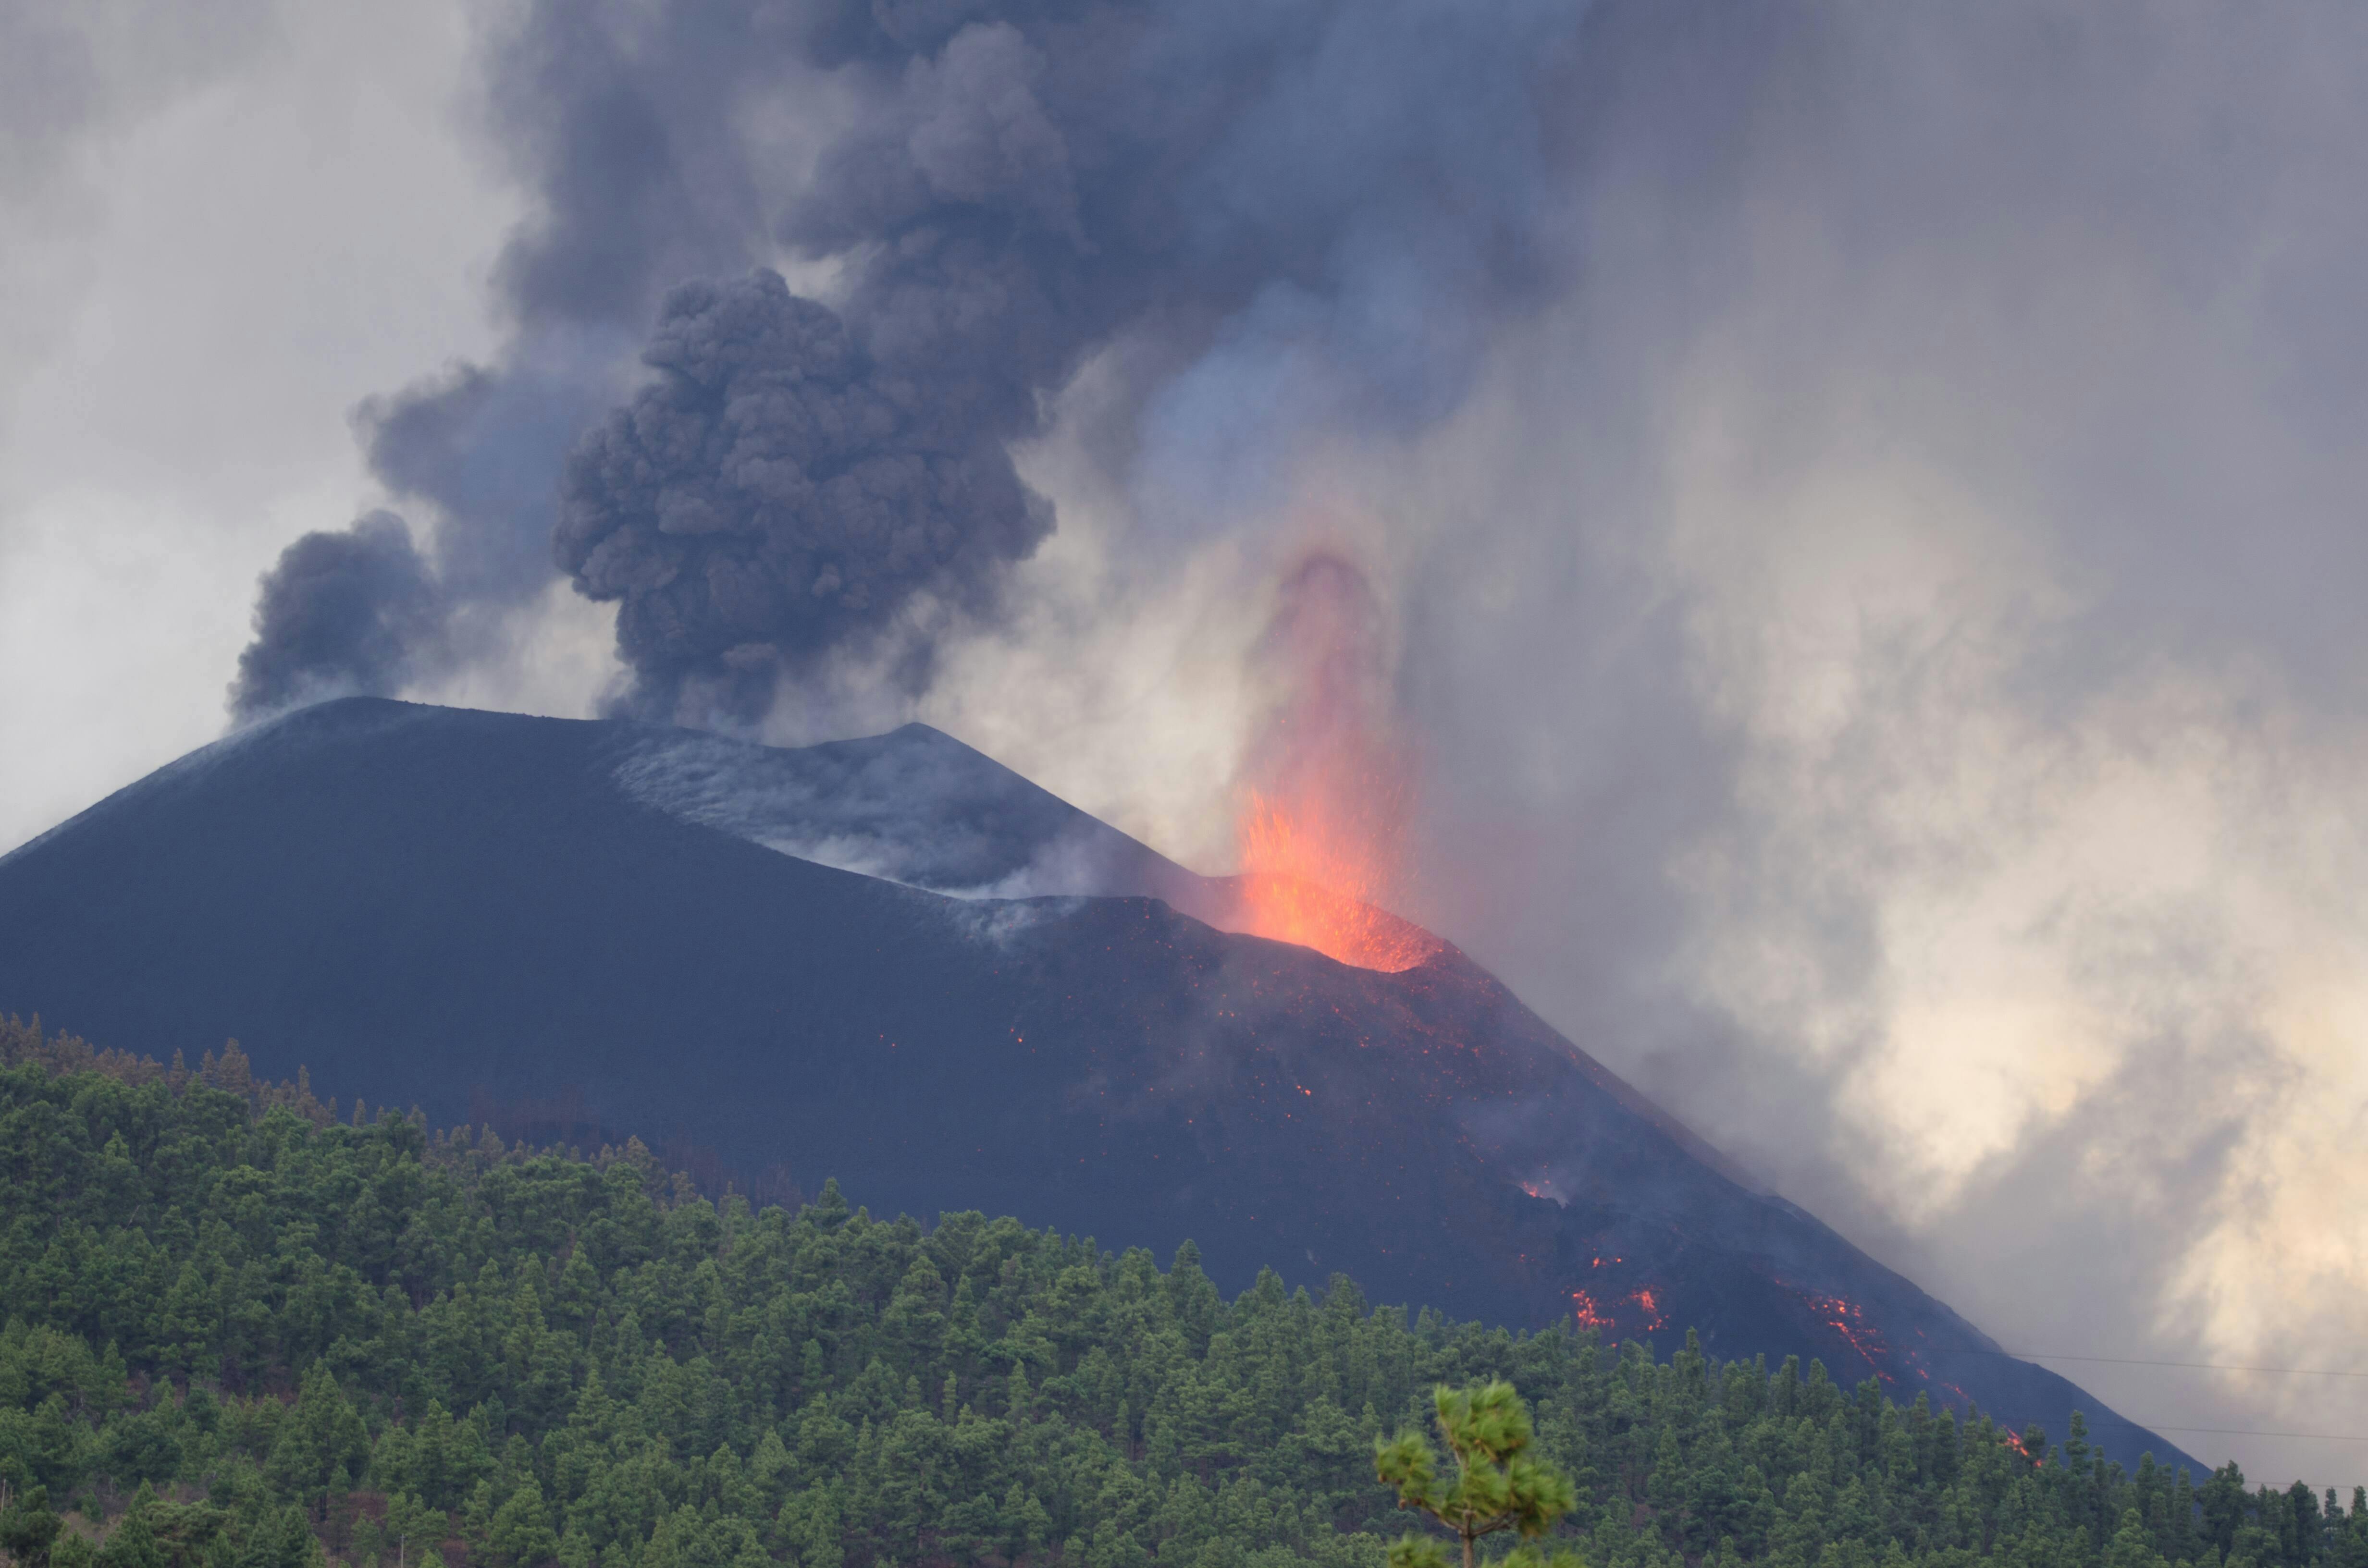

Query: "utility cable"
<box><xmin>1919</xmin><ymin>1346</ymin><xmax>2368</xmax><ymax>1380</ymax></box>
<box><xmin>2131</xmin><ymin>1440</ymin><xmax>2368</xmax><ymax>1449</ymax></box>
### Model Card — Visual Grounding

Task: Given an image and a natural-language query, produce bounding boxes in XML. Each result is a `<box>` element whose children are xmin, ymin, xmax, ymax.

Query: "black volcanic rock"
<box><xmin>0</xmin><ymin>698</ymin><xmax>2196</xmax><ymax>1473</ymax></box>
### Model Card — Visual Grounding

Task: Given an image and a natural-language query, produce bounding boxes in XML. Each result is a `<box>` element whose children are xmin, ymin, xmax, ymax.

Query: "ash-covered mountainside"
<box><xmin>0</xmin><ymin>698</ymin><xmax>2194</xmax><ymax>1472</ymax></box>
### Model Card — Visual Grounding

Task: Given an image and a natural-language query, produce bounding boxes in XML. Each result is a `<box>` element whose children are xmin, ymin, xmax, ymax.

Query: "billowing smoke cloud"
<box><xmin>229</xmin><ymin>512</ymin><xmax>440</xmax><ymax>721</ymax></box>
<box><xmin>228</xmin><ymin>341</ymin><xmax>623</xmax><ymax>727</ymax></box>
<box><xmin>232</xmin><ymin>0</ymin><xmax>1587</xmax><ymax>725</ymax></box>
<box><xmin>555</xmin><ymin>270</ymin><xmax>1051</xmax><ymax>719</ymax></box>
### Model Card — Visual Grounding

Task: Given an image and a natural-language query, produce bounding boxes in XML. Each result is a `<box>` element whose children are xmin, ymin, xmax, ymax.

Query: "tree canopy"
<box><xmin>0</xmin><ymin>1013</ymin><xmax>2359</xmax><ymax>1568</ymax></box>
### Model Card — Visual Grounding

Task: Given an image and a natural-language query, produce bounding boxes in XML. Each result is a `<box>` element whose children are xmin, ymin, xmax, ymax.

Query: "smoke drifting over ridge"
<box><xmin>232</xmin><ymin>0</ymin><xmax>1584</xmax><ymax>724</ymax></box>
<box><xmin>230</xmin><ymin>512</ymin><xmax>440</xmax><ymax>717</ymax></box>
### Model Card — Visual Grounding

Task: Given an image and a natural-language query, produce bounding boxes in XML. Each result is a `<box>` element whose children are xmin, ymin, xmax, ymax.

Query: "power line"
<box><xmin>1915</xmin><ymin>1350</ymin><xmax>2368</xmax><ymax>1442</ymax></box>
<box><xmin>1923</xmin><ymin>1346</ymin><xmax>2368</xmax><ymax>1380</ymax></box>
<box><xmin>2137</xmin><ymin>1426</ymin><xmax>2368</xmax><ymax>1443</ymax></box>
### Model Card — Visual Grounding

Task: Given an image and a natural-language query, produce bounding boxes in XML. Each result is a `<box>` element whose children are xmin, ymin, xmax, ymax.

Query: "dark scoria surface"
<box><xmin>0</xmin><ymin>698</ymin><xmax>2197</xmax><ymax>1473</ymax></box>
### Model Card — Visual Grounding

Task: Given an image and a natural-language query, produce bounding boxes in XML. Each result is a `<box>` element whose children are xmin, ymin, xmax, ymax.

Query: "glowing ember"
<box><xmin>1236</xmin><ymin>790</ymin><xmax>1442</xmax><ymax>971</ymax></box>
<box><xmin>1778</xmin><ymin>1280</ymin><xmax>1895</xmax><ymax>1381</ymax></box>
<box><xmin>1567</xmin><ymin>1279</ymin><xmax>1671</xmax><ymax>1337</ymax></box>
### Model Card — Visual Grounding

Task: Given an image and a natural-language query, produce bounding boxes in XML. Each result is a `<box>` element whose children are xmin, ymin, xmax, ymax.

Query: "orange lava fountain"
<box><xmin>1222</xmin><ymin>546</ymin><xmax>1442</xmax><ymax>974</ymax></box>
<box><xmin>1236</xmin><ymin>788</ymin><xmax>1440</xmax><ymax>972</ymax></box>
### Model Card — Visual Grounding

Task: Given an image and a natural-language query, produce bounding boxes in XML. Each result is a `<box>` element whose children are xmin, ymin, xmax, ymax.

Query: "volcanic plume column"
<box><xmin>1226</xmin><ymin>550</ymin><xmax>1440</xmax><ymax>973</ymax></box>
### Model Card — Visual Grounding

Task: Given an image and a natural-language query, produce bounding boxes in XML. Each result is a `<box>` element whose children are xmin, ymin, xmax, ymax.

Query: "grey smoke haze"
<box><xmin>1356</xmin><ymin>0</ymin><xmax>2368</xmax><ymax>1489</ymax></box>
<box><xmin>235</xmin><ymin>0</ymin><xmax>1584</xmax><ymax>722</ymax></box>
<box><xmin>229</xmin><ymin>512</ymin><xmax>441</xmax><ymax>720</ymax></box>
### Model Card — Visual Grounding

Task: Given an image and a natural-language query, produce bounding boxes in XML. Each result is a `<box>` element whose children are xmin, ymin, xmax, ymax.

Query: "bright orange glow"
<box><xmin>1235</xmin><ymin>789</ymin><xmax>1441</xmax><ymax>972</ymax></box>
<box><xmin>1569</xmin><ymin>1284</ymin><xmax>1668</xmax><ymax>1336</ymax></box>
<box><xmin>1778</xmin><ymin>1280</ymin><xmax>1895</xmax><ymax>1382</ymax></box>
<box><xmin>1220</xmin><ymin>546</ymin><xmax>1443</xmax><ymax>973</ymax></box>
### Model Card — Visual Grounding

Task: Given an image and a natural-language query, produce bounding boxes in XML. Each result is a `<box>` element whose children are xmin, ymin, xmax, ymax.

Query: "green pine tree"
<box><xmin>1376</xmin><ymin>1382</ymin><xmax>1581</xmax><ymax>1568</ymax></box>
<box><xmin>1</xmin><ymin>1487</ymin><xmax>64</xmax><ymax>1568</ymax></box>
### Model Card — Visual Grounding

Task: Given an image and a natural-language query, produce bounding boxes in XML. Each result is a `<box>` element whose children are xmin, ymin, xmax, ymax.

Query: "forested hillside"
<box><xmin>0</xmin><ymin>1015</ymin><xmax>2357</xmax><ymax>1568</ymax></box>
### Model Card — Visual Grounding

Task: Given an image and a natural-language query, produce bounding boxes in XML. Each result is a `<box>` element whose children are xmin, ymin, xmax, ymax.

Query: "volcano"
<box><xmin>0</xmin><ymin>698</ymin><xmax>2195</xmax><ymax>1472</ymax></box>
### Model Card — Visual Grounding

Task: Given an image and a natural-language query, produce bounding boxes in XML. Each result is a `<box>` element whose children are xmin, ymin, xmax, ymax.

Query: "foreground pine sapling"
<box><xmin>1375</xmin><ymin>1381</ymin><xmax>1582</xmax><ymax>1568</ymax></box>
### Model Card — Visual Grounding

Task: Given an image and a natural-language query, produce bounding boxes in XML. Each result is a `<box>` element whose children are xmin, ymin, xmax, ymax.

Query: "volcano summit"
<box><xmin>0</xmin><ymin>698</ymin><xmax>2194</xmax><ymax>1472</ymax></box>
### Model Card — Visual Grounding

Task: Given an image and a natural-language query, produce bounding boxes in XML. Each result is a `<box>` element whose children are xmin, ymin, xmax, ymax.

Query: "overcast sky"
<box><xmin>4</xmin><ymin>0</ymin><xmax>2365</xmax><ymax>1489</ymax></box>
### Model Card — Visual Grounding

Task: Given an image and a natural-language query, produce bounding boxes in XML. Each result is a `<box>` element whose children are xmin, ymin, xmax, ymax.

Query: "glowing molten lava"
<box><xmin>1777</xmin><ymin>1278</ymin><xmax>1897</xmax><ymax>1383</ymax></box>
<box><xmin>1567</xmin><ymin>1282</ymin><xmax>1666</xmax><ymax>1337</ymax></box>
<box><xmin>1224</xmin><ymin>549</ymin><xmax>1443</xmax><ymax>974</ymax></box>
<box><xmin>1235</xmin><ymin>790</ymin><xmax>1441</xmax><ymax>972</ymax></box>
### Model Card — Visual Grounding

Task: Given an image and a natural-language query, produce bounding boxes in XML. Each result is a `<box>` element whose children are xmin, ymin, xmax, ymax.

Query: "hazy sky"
<box><xmin>5</xmin><ymin>0</ymin><xmax>2365</xmax><ymax>1488</ymax></box>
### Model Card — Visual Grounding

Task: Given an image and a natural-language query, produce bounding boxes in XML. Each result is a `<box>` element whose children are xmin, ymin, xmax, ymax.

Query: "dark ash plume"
<box><xmin>229</xmin><ymin>511</ymin><xmax>442</xmax><ymax>723</ymax></box>
<box><xmin>555</xmin><ymin>270</ymin><xmax>1050</xmax><ymax>721</ymax></box>
<box><xmin>231</xmin><ymin>0</ymin><xmax>1590</xmax><ymax>723</ymax></box>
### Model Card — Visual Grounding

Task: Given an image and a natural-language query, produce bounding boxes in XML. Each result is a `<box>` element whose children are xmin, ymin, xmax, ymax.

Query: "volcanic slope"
<box><xmin>0</xmin><ymin>698</ymin><xmax>2195</xmax><ymax>1472</ymax></box>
